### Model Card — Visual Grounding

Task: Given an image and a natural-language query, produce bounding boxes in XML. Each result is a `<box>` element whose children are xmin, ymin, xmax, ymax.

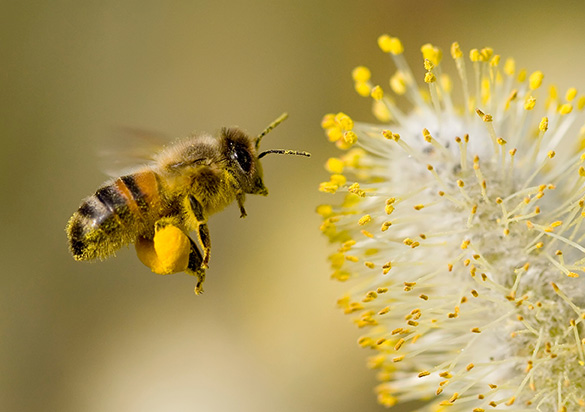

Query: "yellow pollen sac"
<box><xmin>354</xmin><ymin>81</ymin><xmax>371</xmax><ymax>97</ymax></box>
<box><xmin>370</xmin><ymin>85</ymin><xmax>384</xmax><ymax>101</ymax></box>
<box><xmin>450</xmin><ymin>42</ymin><xmax>462</xmax><ymax>59</ymax></box>
<box><xmin>335</xmin><ymin>112</ymin><xmax>354</xmax><ymax>131</ymax></box>
<box><xmin>352</xmin><ymin>66</ymin><xmax>371</xmax><ymax>82</ymax></box>
<box><xmin>421</xmin><ymin>43</ymin><xmax>442</xmax><ymax>65</ymax></box>
<box><xmin>566</xmin><ymin>87</ymin><xmax>578</xmax><ymax>101</ymax></box>
<box><xmin>321</xmin><ymin>114</ymin><xmax>336</xmax><ymax>129</ymax></box>
<box><xmin>135</xmin><ymin>225</ymin><xmax>190</xmax><ymax>275</ymax></box>
<box><xmin>539</xmin><ymin>117</ymin><xmax>549</xmax><ymax>132</ymax></box>
<box><xmin>423</xmin><ymin>59</ymin><xmax>434</xmax><ymax>71</ymax></box>
<box><xmin>326</xmin><ymin>126</ymin><xmax>343</xmax><ymax>142</ymax></box>
<box><xmin>358</xmin><ymin>214</ymin><xmax>372</xmax><ymax>226</ymax></box>
<box><xmin>390</xmin><ymin>72</ymin><xmax>407</xmax><ymax>95</ymax></box>
<box><xmin>319</xmin><ymin>181</ymin><xmax>338</xmax><ymax>193</ymax></box>
<box><xmin>524</xmin><ymin>96</ymin><xmax>536</xmax><ymax>111</ymax></box>
<box><xmin>559</xmin><ymin>103</ymin><xmax>573</xmax><ymax>115</ymax></box>
<box><xmin>325</xmin><ymin>157</ymin><xmax>344</xmax><ymax>173</ymax></box>
<box><xmin>424</xmin><ymin>72</ymin><xmax>436</xmax><ymax>83</ymax></box>
<box><xmin>529</xmin><ymin>71</ymin><xmax>544</xmax><ymax>90</ymax></box>
<box><xmin>504</xmin><ymin>57</ymin><xmax>515</xmax><ymax>75</ymax></box>
<box><xmin>469</xmin><ymin>48</ymin><xmax>480</xmax><ymax>62</ymax></box>
<box><xmin>330</xmin><ymin>174</ymin><xmax>347</xmax><ymax>186</ymax></box>
<box><xmin>377</xmin><ymin>34</ymin><xmax>403</xmax><ymax>54</ymax></box>
<box><xmin>344</xmin><ymin>131</ymin><xmax>358</xmax><ymax>144</ymax></box>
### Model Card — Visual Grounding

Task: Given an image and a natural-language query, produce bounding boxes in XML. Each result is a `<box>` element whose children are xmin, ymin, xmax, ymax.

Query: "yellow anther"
<box><xmin>422</xmin><ymin>128</ymin><xmax>432</xmax><ymax>142</ymax></box>
<box><xmin>504</xmin><ymin>57</ymin><xmax>515</xmax><ymax>76</ymax></box>
<box><xmin>461</xmin><ymin>239</ymin><xmax>470</xmax><ymax>249</ymax></box>
<box><xmin>469</xmin><ymin>49</ymin><xmax>480</xmax><ymax>62</ymax></box>
<box><xmin>517</xmin><ymin>68</ymin><xmax>527</xmax><ymax>83</ymax></box>
<box><xmin>480</xmin><ymin>47</ymin><xmax>493</xmax><ymax>61</ymax></box>
<box><xmin>441</xmin><ymin>73</ymin><xmax>453</xmax><ymax>93</ymax></box>
<box><xmin>390</xmin><ymin>71</ymin><xmax>407</xmax><ymax>95</ymax></box>
<box><xmin>524</xmin><ymin>96</ymin><xmax>536</xmax><ymax>111</ymax></box>
<box><xmin>529</xmin><ymin>71</ymin><xmax>544</xmax><ymax>90</ymax></box>
<box><xmin>489</xmin><ymin>54</ymin><xmax>500</xmax><ymax>67</ymax></box>
<box><xmin>373</xmin><ymin>100</ymin><xmax>391</xmax><ymax>122</ymax></box>
<box><xmin>471</xmin><ymin>327</ymin><xmax>481</xmax><ymax>333</ymax></box>
<box><xmin>539</xmin><ymin>117</ymin><xmax>549</xmax><ymax>132</ymax></box>
<box><xmin>354</xmin><ymin>81</ymin><xmax>371</xmax><ymax>97</ymax></box>
<box><xmin>325</xmin><ymin>157</ymin><xmax>344</xmax><ymax>174</ymax></box>
<box><xmin>335</xmin><ymin>112</ymin><xmax>354</xmax><ymax>130</ymax></box>
<box><xmin>497</xmin><ymin>137</ymin><xmax>507</xmax><ymax>145</ymax></box>
<box><xmin>326</xmin><ymin>126</ymin><xmax>343</xmax><ymax>142</ymax></box>
<box><xmin>330</xmin><ymin>174</ymin><xmax>346</xmax><ymax>186</ymax></box>
<box><xmin>423</xmin><ymin>58</ymin><xmax>434</xmax><ymax>71</ymax></box>
<box><xmin>424</xmin><ymin>72</ymin><xmax>436</xmax><ymax>83</ymax></box>
<box><xmin>578</xmin><ymin>96</ymin><xmax>585</xmax><ymax>110</ymax></box>
<box><xmin>566</xmin><ymin>87</ymin><xmax>578</xmax><ymax>101</ymax></box>
<box><xmin>344</xmin><ymin>131</ymin><xmax>358</xmax><ymax>144</ymax></box>
<box><xmin>381</xmin><ymin>221</ymin><xmax>392</xmax><ymax>231</ymax></box>
<box><xmin>377</xmin><ymin>34</ymin><xmax>404</xmax><ymax>54</ymax></box>
<box><xmin>319</xmin><ymin>181</ymin><xmax>338</xmax><ymax>193</ymax></box>
<box><xmin>371</xmin><ymin>85</ymin><xmax>384</xmax><ymax>100</ymax></box>
<box><xmin>559</xmin><ymin>103</ymin><xmax>573</xmax><ymax>115</ymax></box>
<box><xmin>348</xmin><ymin>182</ymin><xmax>366</xmax><ymax>197</ymax></box>
<box><xmin>548</xmin><ymin>151</ymin><xmax>556</xmax><ymax>158</ymax></box>
<box><xmin>421</xmin><ymin>43</ymin><xmax>442</xmax><ymax>65</ymax></box>
<box><xmin>352</xmin><ymin>66</ymin><xmax>371</xmax><ymax>82</ymax></box>
<box><xmin>358</xmin><ymin>214</ymin><xmax>372</xmax><ymax>226</ymax></box>
<box><xmin>315</xmin><ymin>204</ymin><xmax>333</xmax><ymax>217</ymax></box>
<box><xmin>475</xmin><ymin>108</ymin><xmax>492</xmax><ymax>122</ymax></box>
<box><xmin>450</xmin><ymin>42</ymin><xmax>462</xmax><ymax>59</ymax></box>
<box><xmin>364</xmin><ymin>261</ymin><xmax>375</xmax><ymax>269</ymax></box>
<box><xmin>321</xmin><ymin>114</ymin><xmax>336</xmax><ymax>129</ymax></box>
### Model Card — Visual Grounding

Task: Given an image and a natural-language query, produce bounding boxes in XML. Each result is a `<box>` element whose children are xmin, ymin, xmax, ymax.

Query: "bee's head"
<box><xmin>223</xmin><ymin>113</ymin><xmax>310</xmax><ymax>196</ymax></box>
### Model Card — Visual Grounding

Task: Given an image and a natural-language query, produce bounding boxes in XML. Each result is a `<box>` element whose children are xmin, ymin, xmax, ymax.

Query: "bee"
<box><xmin>66</xmin><ymin>113</ymin><xmax>309</xmax><ymax>294</ymax></box>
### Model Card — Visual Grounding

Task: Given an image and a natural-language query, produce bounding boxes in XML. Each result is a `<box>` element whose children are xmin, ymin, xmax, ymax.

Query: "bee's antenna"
<box><xmin>258</xmin><ymin>149</ymin><xmax>311</xmax><ymax>159</ymax></box>
<box><xmin>255</xmin><ymin>112</ymin><xmax>289</xmax><ymax>150</ymax></box>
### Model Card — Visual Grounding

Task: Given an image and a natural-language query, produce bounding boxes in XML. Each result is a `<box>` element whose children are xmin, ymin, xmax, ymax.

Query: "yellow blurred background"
<box><xmin>3</xmin><ymin>1</ymin><xmax>585</xmax><ymax>411</ymax></box>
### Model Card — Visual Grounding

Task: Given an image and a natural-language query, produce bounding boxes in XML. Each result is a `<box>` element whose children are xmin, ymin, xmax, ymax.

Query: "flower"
<box><xmin>319</xmin><ymin>35</ymin><xmax>585</xmax><ymax>411</ymax></box>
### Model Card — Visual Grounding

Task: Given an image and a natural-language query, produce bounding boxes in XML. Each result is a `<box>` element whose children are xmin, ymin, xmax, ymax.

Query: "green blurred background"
<box><xmin>3</xmin><ymin>1</ymin><xmax>585</xmax><ymax>411</ymax></box>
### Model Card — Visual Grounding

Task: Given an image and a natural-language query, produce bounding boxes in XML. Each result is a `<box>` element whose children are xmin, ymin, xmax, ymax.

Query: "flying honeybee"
<box><xmin>66</xmin><ymin>113</ymin><xmax>309</xmax><ymax>294</ymax></box>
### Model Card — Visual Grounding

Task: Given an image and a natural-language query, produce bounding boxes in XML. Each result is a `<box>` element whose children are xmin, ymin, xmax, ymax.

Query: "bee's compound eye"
<box><xmin>234</xmin><ymin>145</ymin><xmax>252</xmax><ymax>173</ymax></box>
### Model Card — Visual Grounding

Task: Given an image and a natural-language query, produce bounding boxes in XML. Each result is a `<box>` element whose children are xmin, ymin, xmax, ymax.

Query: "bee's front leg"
<box><xmin>188</xmin><ymin>195</ymin><xmax>211</xmax><ymax>269</ymax></box>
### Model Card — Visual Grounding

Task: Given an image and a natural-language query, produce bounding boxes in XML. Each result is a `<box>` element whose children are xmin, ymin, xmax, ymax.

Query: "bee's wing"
<box><xmin>98</xmin><ymin>127</ymin><xmax>172</xmax><ymax>177</ymax></box>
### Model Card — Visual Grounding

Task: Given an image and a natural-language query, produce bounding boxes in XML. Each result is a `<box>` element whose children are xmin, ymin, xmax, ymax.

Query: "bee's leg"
<box><xmin>236</xmin><ymin>192</ymin><xmax>247</xmax><ymax>218</ymax></box>
<box><xmin>185</xmin><ymin>236</ymin><xmax>206</xmax><ymax>295</ymax></box>
<box><xmin>188</xmin><ymin>195</ymin><xmax>211</xmax><ymax>269</ymax></box>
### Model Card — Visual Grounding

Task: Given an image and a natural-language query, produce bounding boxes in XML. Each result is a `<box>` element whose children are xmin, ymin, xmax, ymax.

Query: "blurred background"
<box><xmin>3</xmin><ymin>1</ymin><xmax>585</xmax><ymax>411</ymax></box>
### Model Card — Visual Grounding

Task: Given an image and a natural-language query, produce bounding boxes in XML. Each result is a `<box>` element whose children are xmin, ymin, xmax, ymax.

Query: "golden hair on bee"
<box><xmin>66</xmin><ymin>113</ymin><xmax>309</xmax><ymax>294</ymax></box>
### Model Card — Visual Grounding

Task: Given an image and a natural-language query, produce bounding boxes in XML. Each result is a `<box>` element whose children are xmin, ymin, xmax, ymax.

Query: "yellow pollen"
<box><xmin>325</xmin><ymin>157</ymin><xmax>344</xmax><ymax>173</ymax></box>
<box><xmin>390</xmin><ymin>72</ymin><xmax>407</xmax><ymax>95</ymax></box>
<box><xmin>423</xmin><ymin>59</ymin><xmax>434</xmax><ymax>71</ymax></box>
<box><xmin>469</xmin><ymin>48</ymin><xmax>480</xmax><ymax>62</ymax></box>
<box><xmin>381</xmin><ymin>221</ymin><xmax>392</xmax><ymax>231</ymax></box>
<box><xmin>461</xmin><ymin>239</ymin><xmax>470</xmax><ymax>249</ymax></box>
<box><xmin>524</xmin><ymin>96</ymin><xmax>536</xmax><ymax>110</ymax></box>
<box><xmin>364</xmin><ymin>261</ymin><xmax>375</xmax><ymax>269</ymax></box>
<box><xmin>354</xmin><ymin>81</ymin><xmax>371</xmax><ymax>97</ymax></box>
<box><xmin>504</xmin><ymin>57</ymin><xmax>515</xmax><ymax>75</ymax></box>
<box><xmin>421</xmin><ymin>43</ymin><xmax>442</xmax><ymax>65</ymax></box>
<box><xmin>539</xmin><ymin>117</ymin><xmax>549</xmax><ymax>132</ymax></box>
<box><xmin>566</xmin><ymin>87</ymin><xmax>578</xmax><ymax>101</ymax></box>
<box><xmin>344</xmin><ymin>131</ymin><xmax>358</xmax><ymax>144</ymax></box>
<box><xmin>335</xmin><ymin>112</ymin><xmax>354</xmax><ymax>131</ymax></box>
<box><xmin>361</xmin><ymin>230</ymin><xmax>374</xmax><ymax>238</ymax></box>
<box><xmin>450</xmin><ymin>42</ymin><xmax>462</xmax><ymax>59</ymax></box>
<box><xmin>471</xmin><ymin>327</ymin><xmax>481</xmax><ymax>333</ymax></box>
<box><xmin>351</xmin><ymin>66</ymin><xmax>371</xmax><ymax>82</ymax></box>
<box><xmin>321</xmin><ymin>114</ymin><xmax>336</xmax><ymax>129</ymax></box>
<box><xmin>377</xmin><ymin>34</ymin><xmax>403</xmax><ymax>55</ymax></box>
<box><xmin>329</xmin><ymin>174</ymin><xmax>346</xmax><ymax>186</ymax></box>
<box><xmin>529</xmin><ymin>70</ymin><xmax>544</xmax><ymax>90</ymax></box>
<box><xmin>358</xmin><ymin>214</ymin><xmax>372</xmax><ymax>225</ymax></box>
<box><xmin>424</xmin><ymin>72</ymin><xmax>436</xmax><ymax>83</ymax></box>
<box><xmin>370</xmin><ymin>85</ymin><xmax>384</xmax><ymax>101</ymax></box>
<box><xmin>315</xmin><ymin>204</ymin><xmax>333</xmax><ymax>217</ymax></box>
<box><xmin>559</xmin><ymin>103</ymin><xmax>573</xmax><ymax>115</ymax></box>
<box><xmin>418</xmin><ymin>370</ymin><xmax>431</xmax><ymax>378</ymax></box>
<box><xmin>394</xmin><ymin>338</ymin><xmax>405</xmax><ymax>350</ymax></box>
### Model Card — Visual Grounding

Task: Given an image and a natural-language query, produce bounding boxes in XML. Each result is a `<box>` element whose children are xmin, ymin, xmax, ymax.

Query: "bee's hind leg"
<box><xmin>188</xmin><ymin>195</ymin><xmax>211</xmax><ymax>269</ymax></box>
<box><xmin>185</xmin><ymin>236</ymin><xmax>206</xmax><ymax>295</ymax></box>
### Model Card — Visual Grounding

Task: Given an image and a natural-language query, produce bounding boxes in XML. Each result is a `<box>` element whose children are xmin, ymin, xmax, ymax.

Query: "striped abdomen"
<box><xmin>67</xmin><ymin>171</ymin><xmax>165</xmax><ymax>261</ymax></box>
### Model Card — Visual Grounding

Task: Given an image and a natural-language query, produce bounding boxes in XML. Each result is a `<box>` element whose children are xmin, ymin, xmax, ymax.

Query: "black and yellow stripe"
<box><xmin>67</xmin><ymin>171</ymin><xmax>163</xmax><ymax>261</ymax></box>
